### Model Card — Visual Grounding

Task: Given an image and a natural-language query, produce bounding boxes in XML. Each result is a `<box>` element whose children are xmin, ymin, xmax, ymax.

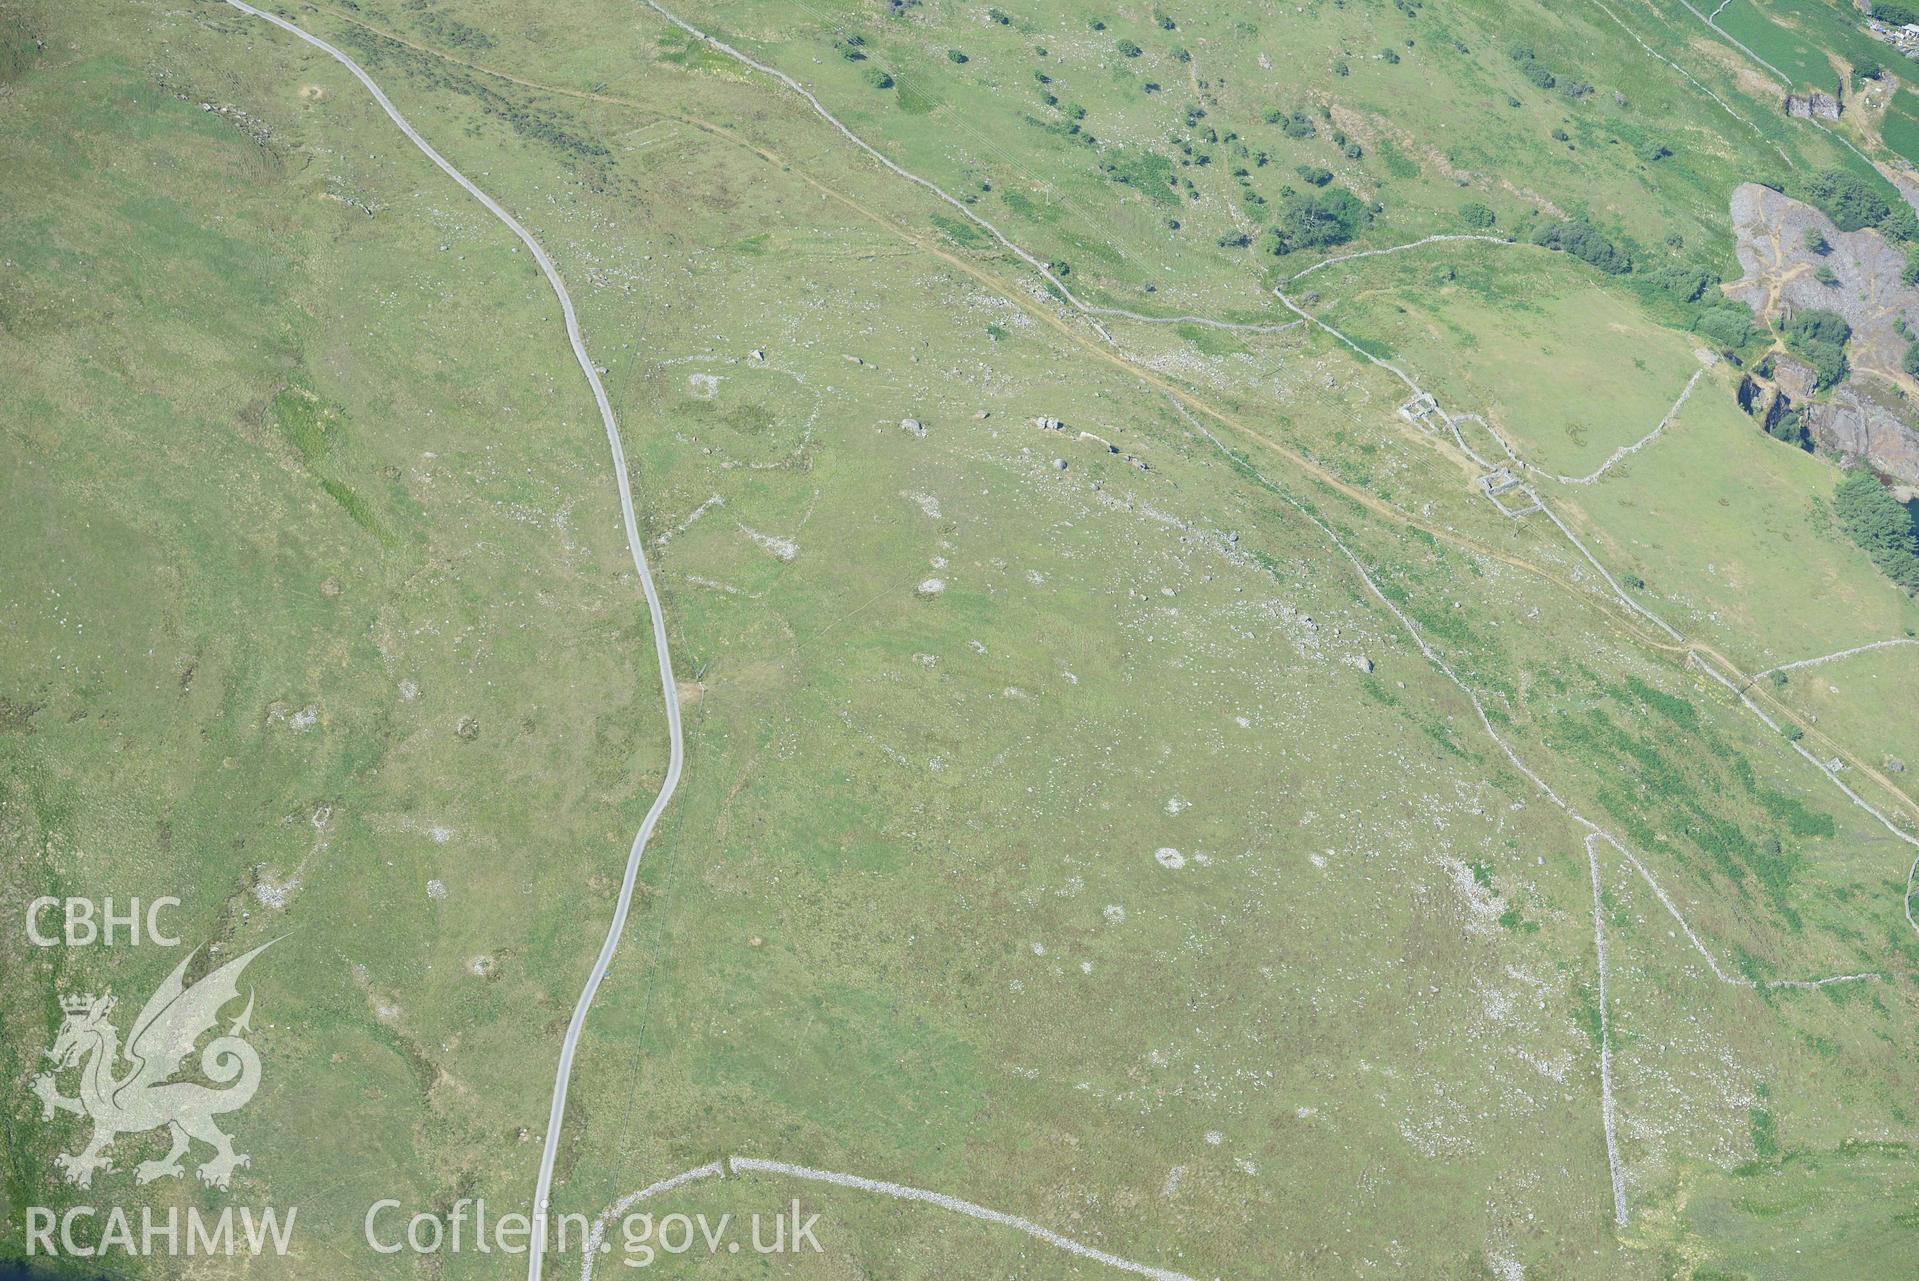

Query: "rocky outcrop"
<box><xmin>1807</xmin><ymin>380</ymin><xmax>1919</xmax><ymax>486</ymax></box>
<box><xmin>1771</xmin><ymin>354</ymin><xmax>1818</xmax><ymax>404</ymax></box>
<box><xmin>1784</xmin><ymin>91</ymin><xmax>1842</xmax><ymax>121</ymax></box>
<box><xmin>1726</xmin><ymin>183</ymin><xmax>1919</xmax><ymax>485</ymax></box>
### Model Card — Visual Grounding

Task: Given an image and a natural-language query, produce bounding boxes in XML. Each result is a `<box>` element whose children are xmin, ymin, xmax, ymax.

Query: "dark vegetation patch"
<box><xmin>1267</xmin><ymin>186</ymin><xmax>1370</xmax><ymax>255</ymax></box>
<box><xmin>1783</xmin><ymin>307</ymin><xmax>1851</xmax><ymax>390</ymax></box>
<box><xmin>1543</xmin><ymin>670</ymin><xmax>1849</xmax><ymax>930</ymax></box>
<box><xmin>335</xmin><ymin>27</ymin><xmax>608</xmax><ymax>162</ymax></box>
<box><xmin>1791</xmin><ymin>168</ymin><xmax>1919</xmax><ymax>241</ymax></box>
<box><xmin>1531</xmin><ymin>219</ymin><xmax>1630</xmax><ymax>274</ymax></box>
<box><xmin>0</xmin><ymin>6</ymin><xmax>40</xmax><ymax>85</ymax></box>
<box><xmin>1834</xmin><ymin>469</ymin><xmax>1919</xmax><ymax>593</ymax></box>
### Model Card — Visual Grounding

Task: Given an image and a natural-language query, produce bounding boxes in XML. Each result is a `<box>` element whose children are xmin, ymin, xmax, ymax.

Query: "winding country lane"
<box><xmin>217</xmin><ymin>7</ymin><xmax>686</xmax><ymax>1279</ymax></box>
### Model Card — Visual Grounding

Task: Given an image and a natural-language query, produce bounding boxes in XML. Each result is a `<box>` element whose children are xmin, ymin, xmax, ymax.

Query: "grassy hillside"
<box><xmin>3</xmin><ymin>2</ymin><xmax>1918</xmax><ymax>1279</ymax></box>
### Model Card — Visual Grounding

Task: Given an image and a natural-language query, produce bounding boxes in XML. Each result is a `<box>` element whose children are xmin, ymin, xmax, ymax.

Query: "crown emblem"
<box><xmin>61</xmin><ymin>993</ymin><xmax>111</xmax><ymax>1016</ymax></box>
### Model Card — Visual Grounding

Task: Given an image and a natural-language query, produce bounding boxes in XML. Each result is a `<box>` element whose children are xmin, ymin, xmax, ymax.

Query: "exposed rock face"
<box><xmin>1739</xmin><ymin>371</ymin><xmax>1794</xmax><ymax>436</ymax></box>
<box><xmin>1726</xmin><ymin>182</ymin><xmax>1919</xmax><ymax>485</ymax></box>
<box><xmin>1807</xmin><ymin>380</ymin><xmax>1919</xmax><ymax>485</ymax></box>
<box><xmin>1771</xmin><ymin>354</ymin><xmax>1818</xmax><ymax>405</ymax></box>
<box><xmin>1783</xmin><ymin>91</ymin><xmax>1842</xmax><ymax>121</ymax></box>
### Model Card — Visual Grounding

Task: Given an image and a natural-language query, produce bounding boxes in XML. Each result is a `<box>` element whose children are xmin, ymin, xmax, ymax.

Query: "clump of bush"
<box><xmin>1267</xmin><ymin>186</ymin><xmax>1371</xmax><ymax>255</ymax></box>
<box><xmin>1834</xmin><ymin>469</ymin><xmax>1919</xmax><ymax>593</ymax></box>
<box><xmin>1794</xmin><ymin>168</ymin><xmax>1918</xmax><ymax>240</ymax></box>
<box><xmin>1265</xmin><ymin>108</ymin><xmax>1317</xmax><ymax>139</ymax></box>
<box><xmin>1692</xmin><ymin>305</ymin><xmax>1755</xmax><ymax>350</ymax></box>
<box><xmin>1643</xmin><ymin>263</ymin><xmax>1714</xmax><ymax>303</ymax></box>
<box><xmin>1783</xmin><ymin>308</ymin><xmax>1852</xmax><ymax>390</ymax></box>
<box><xmin>1532</xmin><ymin>219</ymin><xmax>1630</xmax><ymax>274</ymax></box>
<box><xmin>1507</xmin><ymin>42</ymin><xmax>1589</xmax><ymax>98</ymax></box>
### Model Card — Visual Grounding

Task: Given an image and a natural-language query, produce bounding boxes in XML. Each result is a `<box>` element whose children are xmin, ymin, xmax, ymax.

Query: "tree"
<box><xmin>1804</xmin><ymin>229</ymin><xmax>1830</xmax><ymax>254</ymax></box>
<box><xmin>1117</xmin><ymin>39</ymin><xmax>1142</xmax><ymax>57</ymax></box>
<box><xmin>1459</xmin><ymin>201</ymin><xmax>1496</xmax><ymax>228</ymax></box>
<box><xmin>1766</xmin><ymin>407</ymin><xmax>1811</xmax><ymax>450</ymax></box>
<box><xmin>1799</xmin><ymin>168</ymin><xmax>1892</xmax><ymax>234</ymax></box>
<box><xmin>1269</xmin><ymin>187</ymin><xmax>1371</xmax><ymax>255</ymax></box>
<box><xmin>1782</xmin><ymin>317</ymin><xmax>1849</xmax><ymax>388</ymax></box>
<box><xmin>1693</xmin><ymin>305</ymin><xmax>1754</xmax><ymax>349</ymax></box>
<box><xmin>1834</xmin><ymin>470</ymin><xmax>1919</xmax><ymax>593</ymax></box>
<box><xmin>1785</xmin><ymin>307</ymin><xmax>1850</xmax><ymax>346</ymax></box>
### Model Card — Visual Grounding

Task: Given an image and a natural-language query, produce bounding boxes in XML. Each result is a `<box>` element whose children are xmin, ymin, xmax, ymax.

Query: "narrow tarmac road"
<box><xmin>219</xmin><ymin>7</ymin><xmax>685</xmax><ymax>1279</ymax></box>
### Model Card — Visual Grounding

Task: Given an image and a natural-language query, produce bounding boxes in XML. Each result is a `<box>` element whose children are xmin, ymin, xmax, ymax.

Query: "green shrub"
<box><xmin>1693</xmin><ymin>304</ymin><xmax>1754</xmax><ymax>349</ymax></box>
<box><xmin>1532</xmin><ymin>219</ymin><xmax>1630</xmax><ymax>273</ymax></box>
<box><xmin>1766</xmin><ymin>407</ymin><xmax>1811</xmax><ymax>450</ymax></box>
<box><xmin>1269</xmin><ymin>110</ymin><xmax>1317</xmax><ymax>138</ymax></box>
<box><xmin>1459</xmin><ymin>201</ymin><xmax>1495</xmax><ymax>228</ymax></box>
<box><xmin>1645</xmin><ymin>264</ymin><xmax>1716</xmax><ymax>303</ymax></box>
<box><xmin>1268</xmin><ymin>186</ymin><xmax>1371</xmax><ymax>255</ymax></box>
<box><xmin>1835</xmin><ymin>470</ymin><xmax>1919</xmax><ymax>592</ymax></box>
<box><xmin>1782</xmin><ymin>308</ymin><xmax>1852</xmax><ymax>388</ymax></box>
<box><xmin>1797</xmin><ymin>168</ymin><xmax>1897</xmax><ymax>235</ymax></box>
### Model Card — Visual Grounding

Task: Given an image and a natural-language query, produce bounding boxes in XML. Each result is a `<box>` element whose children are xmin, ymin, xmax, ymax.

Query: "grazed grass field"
<box><xmin>5</xmin><ymin>1</ymin><xmax>1919</xmax><ymax>1279</ymax></box>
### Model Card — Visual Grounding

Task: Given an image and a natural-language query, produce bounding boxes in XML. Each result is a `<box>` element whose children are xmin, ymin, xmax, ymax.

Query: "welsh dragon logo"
<box><xmin>32</xmin><ymin>940</ymin><xmax>276</xmax><ymax>1190</ymax></box>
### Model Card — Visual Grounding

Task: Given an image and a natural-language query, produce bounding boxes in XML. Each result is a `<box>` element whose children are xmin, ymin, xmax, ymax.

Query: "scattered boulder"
<box><xmin>901</xmin><ymin>417</ymin><xmax>927</xmax><ymax>437</ymax></box>
<box><xmin>1889</xmin><ymin>755</ymin><xmax>1908</xmax><ymax>774</ymax></box>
